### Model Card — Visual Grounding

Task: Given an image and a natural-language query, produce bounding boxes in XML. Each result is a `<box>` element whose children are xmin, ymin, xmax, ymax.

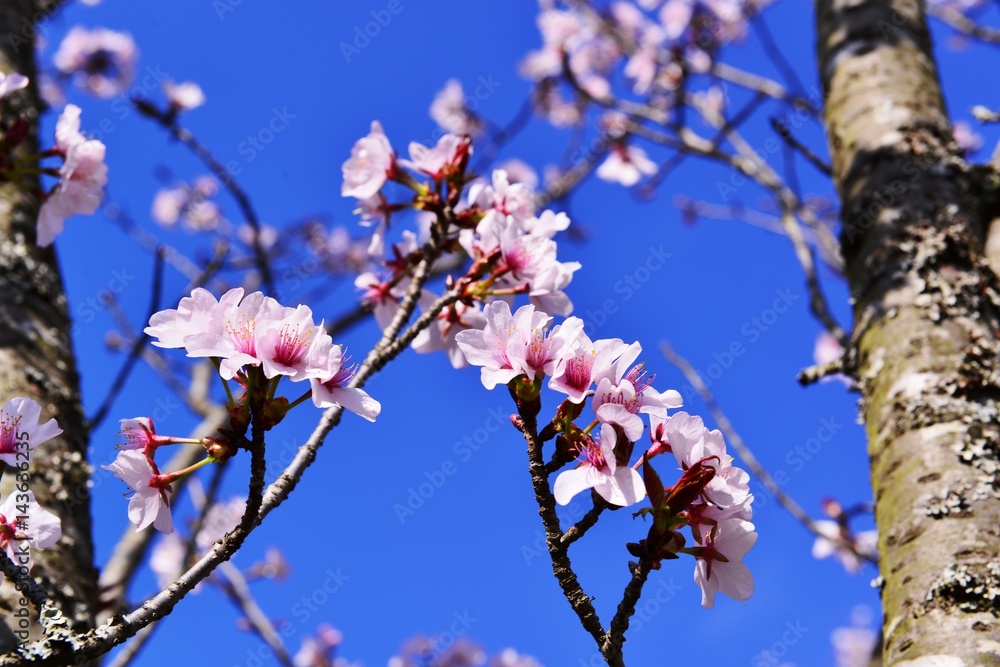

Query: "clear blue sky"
<box><xmin>39</xmin><ymin>0</ymin><xmax>999</xmax><ymax>665</ymax></box>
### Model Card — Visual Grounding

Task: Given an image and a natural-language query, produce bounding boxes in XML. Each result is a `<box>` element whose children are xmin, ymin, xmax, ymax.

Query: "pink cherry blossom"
<box><xmin>309</xmin><ymin>351</ymin><xmax>381</xmax><ymax>421</ymax></box>
<box><xmin>355</xmin><ymin>271</ymin><xmax>402</xmax><ymax>332</ymax></box>
<box><xmin>549</xmin><ymin>334</ymin><xmax>627</xmax><ymax>403</ymax></box>
<box><xmin>184</xmin><ymin>290</ymin><xmax>287</xmax><ymax>380</ymax></box>
<box><xmin>491</xmin><ymin>649</ymin><xmax>543</xmax><ymax>667</ymax></box>
<box><xmin>812</xmin><ymin>521</ymin><xmax>878</xmax><ymax>574</ymax></box>
<box><xmin>596</xmin><ymin>144</ymin><xmax>657</xmax><ymax>187</ymax></box>
<box><xmin>411</xmin><ymin>297</ymin><xmax>488</xmax><ymax>369</ymax></box>
<box><xmin>469</xmin><ymin>169</ymin><xmax>537</xmax><ymax>229</ymax></box>
<box><xmin>294</xmin><ymin>624</ymin><xmax>345</xmax><ymax>667</ymax></box>
<box><xmin>554</xmin><ymin>424</ymin><xmax>646</xmax><ymax>507</ymax></box>
<box><xmin>256</xmin><ymin>305</ymin><xmax>337</xmax><ymax>381</ymax></box>
<box><xmin>118</xmin><ymin>417</ymin><xmax>157</xmax><ymax>452</ymax></box>
<box><xmin>496</xmin><ymin>159</ymin><xmax>538</xmax><ymax>190</ymax></box>
<box><xmin>430</xmin><ymin>79</ymin><xmax>482</xmax><ymax>136</ymax></box>
<box><xmin>399</xmin><ymin>134</ymin><xmax>468</xmax><ymax>180</ymax></box>
<box><xmin>103</xmin><ymin>450</ymin><xmax>173</xmax><ymax>533</ymax></box>
<box><xmin>164</xmin><ymin>80</ymin><xmax>205</xmax><ymax>111</ymax></box>
<box><xmin>342</xmin><ymin>121</ymin><xmax>394</xmax><ymax>199</ymax></box>
<box><xmin>38</xmin><ymin>104</ymin><xmax>108</xmax><ymax>247</ymax></box>
<box><xmin>53</xmin><ymin>26</ymin><xmax>137</xmax><ymax>97</ymax></box>
<box><xmin>0</xmin><ymin>491</ymin><xmax>62</xmax><ymax>573</ymax></box>
<box><xmin>592</xmin><ymin>342</ymin><xmax>682</xmax><ymax>440</ymax></box>
<box><xmin>0</xmin><ymin>396</ymin><xmax>63</xmax><ymax>467</ymax></box>
<box><xmin>144</xmin><ymin>287</ymin><xmax>244</xmax><ymax>349</ymax></box>
<box><xmin>665</xmin><ymin>412</ymin><xmax>750</xmax><ymax>509</ymax></box>
<box><xmin>0</xmin><ymin>71</ymin><xmax>28</xmax><ymax>100</ymax></box>
<box><xmin>693</xmin><ymin>517</ymin><xmax>756</xmax><ymax>608</ymax></box>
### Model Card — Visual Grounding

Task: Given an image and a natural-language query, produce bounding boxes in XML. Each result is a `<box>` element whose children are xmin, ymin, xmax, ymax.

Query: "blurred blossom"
<box><xmin>54</xmin><ymin>26</ymin><xmax>137</xmax><ymax>98</ymax></box>
<box><xmin>239</xmin><ymin>223</ymin><xmax>279</xmax><ymax>251</ymax></box>
<box><xmin>952</xmin><ymin>120</ymin><xmax>982</xmax><ymax>155</ymax></box>
<box><xmin>151</xmin><ymin>177</ymin><xmax>224</xmax><ymax>231</ymax></box>
<box><xmin>496</xmin><ymin>159</ymin><xmax>538</xmax><ymax>190</ymax></box>
<box><xmin>293</xmin><ymin>624</ymin><xmax>344</xmax><ymax>667</ymax></box>
<box><xmin>431</xmin><ymin>79</ymin><xmax>483</xmax><ymax>136</ymax></box>
<box><xmin>831</xmin><ymin>605</ymin><xmax>879</xmax><ymax>667</ymax></box>
<box><xmin>596</xmin><ymin>144</ymin><xmax>657</xmax><ymax>186</ymax></box>
<box><xmin>390</xmin><ymin>636</ymin><xmax>485</xmax><ymax>667</ymax></box>
<box><xmin>164</xmin><ymin>80</ymin><xmax>206</xmax><ymax>111</ymax></box>
<box><xmin>491</xmin><ymin>650</ymin><xmax>543</xmax><ymax>667</ymax></box>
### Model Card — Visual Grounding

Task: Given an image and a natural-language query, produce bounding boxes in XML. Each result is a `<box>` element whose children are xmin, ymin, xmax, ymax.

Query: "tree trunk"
<box><xmin>0</xmin><ymin>0</ymin><xmax>97</xmax><ymax>651</ymax></box>
<box><xmin>817</xmin><ymin>1</ymin><xmax>1000</xmax><ymax>664</ymax></box>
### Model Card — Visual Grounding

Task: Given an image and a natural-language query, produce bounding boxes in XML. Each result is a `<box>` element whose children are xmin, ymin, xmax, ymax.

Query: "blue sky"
<box><xmin>34</xmin><ymin>0</ymin><xmax>1000</xmax><ymax>665</ymax></box>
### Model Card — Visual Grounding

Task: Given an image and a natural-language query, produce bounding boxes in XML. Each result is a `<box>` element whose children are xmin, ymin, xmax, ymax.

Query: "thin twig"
<box><xmin>89</xmin><ymin>248</ymin><xmax>166</xmax><ymax>429</ymax></box>
<box><xmin>927</xmin><ymin>3</ymin><xmax>1000</xmax><ymax>43</ymax></box>
<box><xmin>561</xmin><ymin>502</ymin><xmax>605</xmax><ymax>547</ymax></box>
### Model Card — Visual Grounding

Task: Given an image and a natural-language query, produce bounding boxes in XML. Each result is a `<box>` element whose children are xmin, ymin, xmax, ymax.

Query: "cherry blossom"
<box><xmin>53</xmin><ymin>26</ymin><xmax>137</xmax><ymax>97</ymax></box>
<box><xmin>554</xmin><ymin>423</ymin><xmax>646</xmax><ymax>507</ymax></box>
<box><xmin>399</xmin><ymin>133</ymin><xmax>468</xmax><ymax>180</ymax></box>
<box><xmin>0</xmin><ymin>491</ymin><xmax>62</xmax><ymax>573</ymax></box>
<box><xmin>591</xmin><ymin>342</ymin><xmax>681</xmax><ymax>440</ymax></box>
<box><xmin>665</xmin><ymin>412</ymin><xmax>750</xmax><ymax>510</ymax></box>
<box><xmin>693</xmin><ymin>517</ymin><xmax>756</xmax><ymax>608</ymax></box>
<box><xmin>309</xmin><ymin>351</ymin><xmax>381</xmax><ymax>421</ymax></box>
<box><xmin>184</xmin><ymin>290</ymin><xmax>286</xmax><ymax>380</ymax></box>
<box><xmin>118</xmin><ymin>417</ymin><xmax>158</xmax><ymax>452</ymax></box>
<box><xmin>256</xmin><ymin>305</ymin><xmax>337</xmax><ymax>381</ymax></box>
<box><xmin>103</xmin><ymin>449</ymin><xmax>173</xmax><ymax>533</ymax></box>
<box><xmin>342</xmin><ymin>121</ymin><xmax>394</xmax><ymax>199</ymax></box>
<box><xmin>549</xmin><ymin>334</ymin><xmax>627</xmax><ymax>403</ymax></box>
<box><xmin>430</xmin><ymin>79</ymin><xmax>483</xmax><ymax>136</ymax></box>
<box><xmin>38</xmin><ymin>104</ymin><xmax>108</xmax><ymax>247</ymax></box>
<box><xmin>491</xmin><ymin>650</ymin><xmax>543</xmax><ymax>667</ymax></box>
<box><xmin>0</xmin><ymin>396</ymin><xmax>63</xmax><ymax>467</ymax></box>
<box><xmin>164</xmin><ymin>80</ymin><xmax>206</xmax><ymax>111</ymax></box>
<box><xmin>454</xmin><ymin>301</ymin><xmax>543</xmax><ymax>389</ymax></box>
<box><xmin>596</xmin><ymin>144</ymin><xmax>657</xmax><ymax>187</ymax></box>
<box><xmin>294</xmin><ymin>624</ymin><xmax>347</xmax><ymax>667</ymax></box>
<box><xmin>411</xmin><ymin>297</ymin><xmax>488</xmax><ymax>369</ymax></box>
<box><xmin>812</xmin><ymin>521</ymin><xmax>878</xmax><ymax>574</ymax></box>
<box><xmin>144</xmin><ymin>287</ymin><xmax>243</xmax><ymax>350</ymax></box>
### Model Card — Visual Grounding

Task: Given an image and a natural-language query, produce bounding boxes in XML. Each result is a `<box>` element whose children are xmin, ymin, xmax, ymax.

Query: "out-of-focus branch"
<box><xmin>927</xmin><ymin>3</ymin><xmax>1000</xmax><ymax>43</ymax></box>
<box><xmin>137</xmin><ymin>103</ymin><xmax>275</xmax><ymax>294</ymax></box>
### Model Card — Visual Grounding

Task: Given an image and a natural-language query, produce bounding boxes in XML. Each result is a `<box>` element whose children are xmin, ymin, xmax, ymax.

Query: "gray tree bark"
<box><xmin>817</xmin><ymin>1</ymin><xmax>1000</xmax><ymax>664</ymax></box>
<box><xmin>0</xmin><ymin>0</ymin><xmax>96</xmax><ymax>652</ymax></box>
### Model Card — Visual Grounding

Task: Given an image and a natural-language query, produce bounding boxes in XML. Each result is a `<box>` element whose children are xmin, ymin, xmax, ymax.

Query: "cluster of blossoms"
<box><xmin>514</xmin><ymin>0</ymin><xmax>773</xmax><ymax>188</ymax></box>
<box><xmin>0</xmin><ymin>397</ymin><xmax>64</xmax><ymax>573</ymax></box>
<box><xmin>339</xmin><ymin>117</ymin><xmax>756</xmax><ymax>608</ymax></box>
<box><xmin>104</xmin><ymin>288</ymin><xmax>380</xmax><ymax>534</ymax></box>
<box><xmin>811</xmin><ymin>498</ymin><xmax>877</xmax><ymax>574</ymax></box>
<box><xmin>455</xmin><ymin>300</ymin><xmax>755</xmax><ymax>608</ymax></box>
<box><xmin>342</xmin><ymin>123</ymin><xmax>581</xmax><ymax>371</ymax></box>
<box><xmin>152</xmin><ymin>175</ymin><xmax>224</xmax><ymax>230</ymax></box>
<box><xmin>53</xmin><ymin>26</ymin><xmax>138</xmax><ymax>98</ymax></box>
<box><xmin>389</xmin><ymin>636</ymin><xmax>542</xmax><ymax>667</ymax></box>
<box><xmin>0</xmin><ymin>71</ymin><xmax>108</xmax><ymax>247</ymax></box>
